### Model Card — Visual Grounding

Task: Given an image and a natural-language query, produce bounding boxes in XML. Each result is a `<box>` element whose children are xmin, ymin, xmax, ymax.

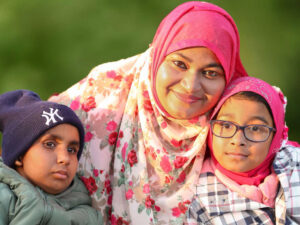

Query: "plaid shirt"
<box><xmin>186</xmin><ymin>145</ymin><xmax>300</xmax><ymax>225</ymax></box>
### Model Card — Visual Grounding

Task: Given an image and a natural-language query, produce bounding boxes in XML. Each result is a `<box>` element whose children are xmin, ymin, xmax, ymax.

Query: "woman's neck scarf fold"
<box><xmin>208</xmin><ymin>77</ymin><xmax>287</xmax><ymax>186</ymax></box>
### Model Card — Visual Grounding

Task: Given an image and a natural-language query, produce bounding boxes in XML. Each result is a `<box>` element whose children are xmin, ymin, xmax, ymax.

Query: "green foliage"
<box><xmin>0</xmin><ymin>0</ymin><xmax>299</xmax><ymax>140</ymax></box>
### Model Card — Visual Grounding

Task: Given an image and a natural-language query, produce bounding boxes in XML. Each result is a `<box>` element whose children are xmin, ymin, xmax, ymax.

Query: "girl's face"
<box><xmin>212</xmin><ymin>97</ymin><xmax>274</xmax><ymax>172</ymax></box>
<box><xmin>155</xmin><ymin>47</ymin><xmax>225</xmax><ymax>119</ymax></box>
<box><xmin>15</xmin><ymin>124</ymin><xmax>80</xmax><ymax>194</ymax></box>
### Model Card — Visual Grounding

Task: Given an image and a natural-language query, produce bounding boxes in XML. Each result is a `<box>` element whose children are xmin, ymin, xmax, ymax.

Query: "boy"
<box><xmin>0</xmin><ymin>90</ymin><xmax>103</xmax><ymax>224</ymax></box>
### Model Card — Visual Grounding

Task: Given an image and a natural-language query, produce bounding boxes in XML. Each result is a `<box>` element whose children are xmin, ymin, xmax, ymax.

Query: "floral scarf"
<box><xmin>49</xmin><ymin>1</ymin><xmax>247</xmax><ymax>224</ymax></box>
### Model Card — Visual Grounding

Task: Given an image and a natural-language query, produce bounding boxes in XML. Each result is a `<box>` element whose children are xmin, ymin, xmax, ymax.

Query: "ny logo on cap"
<box><xmin>42</xmin><ymin>108</ymin><xmax>64</xmax><ymax>126</ymax></box>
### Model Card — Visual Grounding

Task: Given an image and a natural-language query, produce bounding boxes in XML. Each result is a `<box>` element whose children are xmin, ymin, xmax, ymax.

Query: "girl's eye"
<box><xmin>43</xmin><ymin>141</ymin><xmax>56</xmax><ymax>149</ymax></box>
<box><xmin>248</xmin><ymin>125</ymin><xmax>266</xmax><ymax>133</ymax></box>
<box><xmin>173</xmin><ymin>60</ymin><xmax>187</xmax><ymax>70</ymax></box>
<box><xmin>220</xmin><ymin>122</ymin><xmax>233</xmax><ymax>129</ymax></box>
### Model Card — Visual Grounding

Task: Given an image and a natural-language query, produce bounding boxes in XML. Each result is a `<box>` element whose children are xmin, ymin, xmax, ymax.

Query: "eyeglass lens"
<box><xmin>212</xmin><ymin>121</ymin><xmax>271</xmax><ymax>142</ymax></box>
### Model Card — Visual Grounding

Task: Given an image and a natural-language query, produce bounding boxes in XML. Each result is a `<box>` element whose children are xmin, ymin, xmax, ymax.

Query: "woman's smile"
<box><xmin>171</xmin><ymin>90</ymin><xmax>203</xmax><ymax>103</ymax></box>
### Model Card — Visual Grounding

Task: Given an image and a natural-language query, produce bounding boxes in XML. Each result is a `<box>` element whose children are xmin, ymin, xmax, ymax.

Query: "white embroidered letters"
<box><xmin>42</xmin><ymin>108</ymin><xmax>64</xmax><ymax>126</ymax></box>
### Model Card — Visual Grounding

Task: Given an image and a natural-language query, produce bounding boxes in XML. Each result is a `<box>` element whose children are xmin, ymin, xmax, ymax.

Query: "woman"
<box><xmin>49</xmin><ymin>1</ymin><xmax>247</xmax><ymax>224</ymax></box>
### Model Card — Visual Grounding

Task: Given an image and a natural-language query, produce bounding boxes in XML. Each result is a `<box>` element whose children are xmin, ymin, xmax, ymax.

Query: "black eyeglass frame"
<box><xmin>210</xmin><ymin>120</ymin><xmax>276</xmax><ymax>143</ymax></box>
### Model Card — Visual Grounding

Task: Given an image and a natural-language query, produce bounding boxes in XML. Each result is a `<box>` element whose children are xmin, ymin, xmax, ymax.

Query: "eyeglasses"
<box><xmin>210</xmin><ymin>120</ymin><xmax>276</xmax><ymax>143</ymax></box>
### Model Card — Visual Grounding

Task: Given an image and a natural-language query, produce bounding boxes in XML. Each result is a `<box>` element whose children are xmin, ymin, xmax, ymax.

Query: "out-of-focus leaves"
<box><xmin>0</xmin><ymin>0</ymin><xmax>299</xmax><ymax>141</ymax></box>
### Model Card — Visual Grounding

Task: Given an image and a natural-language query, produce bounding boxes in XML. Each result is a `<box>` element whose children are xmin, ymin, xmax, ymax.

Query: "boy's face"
<box><xmin>15</xmin><ymin>124</ymin><xmax>80</xmax><ymax>194</ymax></box>
<box><xmin>212</xmin><ymin>97</ymin><xmax>274</xmax><ymax>173</ymax></box>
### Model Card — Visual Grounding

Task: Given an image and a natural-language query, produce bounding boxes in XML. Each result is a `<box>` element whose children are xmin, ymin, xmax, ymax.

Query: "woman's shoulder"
<box><xmin>88</xmin><ymin>48</ymin><xmax>150</xmax><ymax>76</ymax></box>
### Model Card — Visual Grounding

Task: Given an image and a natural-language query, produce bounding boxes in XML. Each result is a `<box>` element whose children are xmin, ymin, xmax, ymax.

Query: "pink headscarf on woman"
<box><xmin>208</xmin><ymin>77</ymin><xmax>287</xmax><ymax>186</ymax></box>
<box><xmin>151</xmin><ymin>1</ymin><xmax>248</xmax><ymax>117</ymax></box>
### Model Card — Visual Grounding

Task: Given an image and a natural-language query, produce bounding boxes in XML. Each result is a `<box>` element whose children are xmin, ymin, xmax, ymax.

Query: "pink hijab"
<box><xmin>209</xmin><ymin>77</ymin><xmax>287</xmax><ymax>186</ymax></box>
<box><xmin>150</xmin><ymin>1</ymin><xmax>248</xmax><ymax>117</ymax></box>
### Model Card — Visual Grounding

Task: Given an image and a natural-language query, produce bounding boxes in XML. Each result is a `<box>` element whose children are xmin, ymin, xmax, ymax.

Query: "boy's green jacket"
<box><xmin>0</xmin><ymin>158</ymin><xmax>103</xmax><ymax>225</ymax></box>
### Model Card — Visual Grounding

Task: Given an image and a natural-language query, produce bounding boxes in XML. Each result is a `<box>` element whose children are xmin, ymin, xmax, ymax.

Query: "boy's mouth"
<box><xmin>52</xmin><ymin>170</ymin><xmax>68</xmax><ymax>179</ymax></box>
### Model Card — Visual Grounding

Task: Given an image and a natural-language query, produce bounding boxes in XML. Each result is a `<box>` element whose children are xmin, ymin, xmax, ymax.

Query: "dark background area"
<box><xmin>0</xmin><ymin>0</ymin><xmax>299</xmax><ymax>148</ymax></box>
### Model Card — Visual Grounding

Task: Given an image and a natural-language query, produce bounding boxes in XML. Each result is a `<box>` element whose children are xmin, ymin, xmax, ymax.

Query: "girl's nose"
<box><xmin>57</xmin><ymin>148</ymin><xmax>70</xmax><ymax>165</ymax></box>
<box><xmin>180</xmin><ymin>71</ymin><xmax>201</xmax><ymax>92</ymax></box>
<box><xmin>230</xmin><ymin>129</ymin><xmax>247</xmax><ymax>146</ymax></box>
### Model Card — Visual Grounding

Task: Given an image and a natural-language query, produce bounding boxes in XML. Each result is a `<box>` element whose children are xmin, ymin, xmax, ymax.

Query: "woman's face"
<box><xmin>155</xmin><ymin>47</ymin><xmax>225</xmax><ymax>119</ymax></box>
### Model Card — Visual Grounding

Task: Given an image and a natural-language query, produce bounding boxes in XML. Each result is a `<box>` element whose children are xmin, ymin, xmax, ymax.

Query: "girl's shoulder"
<box><xmin>273</xmin><ymin>144</ymin><xmax>300</xmax><ymax>174</ymax></box>
<box><xmin>273</xmin><ymin>144</ymin><xmax>300</xmax><ymax>224</ymax></box>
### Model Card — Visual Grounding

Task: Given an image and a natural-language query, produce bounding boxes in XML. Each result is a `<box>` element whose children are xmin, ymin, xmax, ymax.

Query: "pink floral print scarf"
<box><xmin>49</xmin><ymin>1</ymin><xmax>247</xmax><ymax>224</ymax></box>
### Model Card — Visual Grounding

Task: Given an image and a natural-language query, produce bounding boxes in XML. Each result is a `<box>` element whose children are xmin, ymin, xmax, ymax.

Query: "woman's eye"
<box><xmin>173</xmin><ymin>60</ymin><xmax>187</xmax><ymax>70</ymax></box>
<box><xmin>43</xmin><ymin>141</ymin><xmax>56</xmax><ymax>149</ymax></box>
<box><xmin>202</xmin><ymin>70</ymin><xmax>219</xmax><ymax>78</ymax></box>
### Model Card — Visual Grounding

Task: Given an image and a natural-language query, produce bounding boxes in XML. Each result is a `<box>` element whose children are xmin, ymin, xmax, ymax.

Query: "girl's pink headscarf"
<box><xmin>209</xmin><ymin>77</ymin><xmax>287</xmax><ymax>186</ymax></box>
<box><xmin>151</xmin><ymin>1</ymin><xmax>248</xmax><ymax>117</ymax></box>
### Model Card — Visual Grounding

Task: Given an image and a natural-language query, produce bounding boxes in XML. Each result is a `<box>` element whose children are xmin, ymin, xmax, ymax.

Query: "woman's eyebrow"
<box><xmin>171</xmin><ymin>53</ymin><xmax>223</xmax><ymax>70</ymax></box>
<box><xmin>173</xmin><ymin>53</ymin><xmax>193</xmax><ymax>62</ymax></box>
<box><xmin>205</xmin><ymin>63</ymin><xmax>223</xmax><ymax>69</ymax></box>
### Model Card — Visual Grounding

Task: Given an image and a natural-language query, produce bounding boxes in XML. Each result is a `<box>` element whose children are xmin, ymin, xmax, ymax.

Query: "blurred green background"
<box><xmin>0</xmin><ymin>0</ymin><xmax>299</xmax><ymax>143</ymax></box>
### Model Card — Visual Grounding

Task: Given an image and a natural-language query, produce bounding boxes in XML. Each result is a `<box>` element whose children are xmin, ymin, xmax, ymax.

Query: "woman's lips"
<box><xmin>172</xmin><ymin>91</ymin><xmax>202</xmax><ymax>103</ymax></box>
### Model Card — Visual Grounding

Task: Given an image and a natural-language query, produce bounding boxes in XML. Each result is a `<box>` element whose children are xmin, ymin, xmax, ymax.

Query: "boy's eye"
<box><xmin>43</xmin><ymin>141</ymin><xmax>56</xmax><ymax>149</ymax></box>
<box><xmin>173</xmin><ymin>60</ymin><xmax>187</xmax><ymax>70</ymax></box>
<box><xmin>67</xmin><ymin>147</ymin><xmax>78</xmax><ymax>154</ymax></box>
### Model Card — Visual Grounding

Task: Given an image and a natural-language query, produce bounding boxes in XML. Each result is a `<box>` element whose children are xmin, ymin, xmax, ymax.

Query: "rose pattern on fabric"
<box><xmin>81</xmin><ymin>176</ymin><xmax>98</xmax><ymax>195</ymax></box>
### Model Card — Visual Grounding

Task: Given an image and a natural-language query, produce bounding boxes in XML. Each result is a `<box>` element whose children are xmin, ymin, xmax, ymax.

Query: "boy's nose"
<box><xmin>230</xmin><ymin>129</ymin><xmax>247</xmax><ymax>146</ymax></box>
<box><xmin>57</xmin><ymin>148</ymin><xmax>70</xmax><ymax>165</ymax></box>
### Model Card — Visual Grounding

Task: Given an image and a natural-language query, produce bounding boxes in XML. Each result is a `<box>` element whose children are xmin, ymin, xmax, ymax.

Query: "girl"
<box><xmin>49</xmin><ymin>1</ymin><xmax>248</xmax><ymax>224</ymax></box>
<box><xmin>187</xmin><ymin>77</ymin><xmax>300</xmax><ymax>224</ymax></box>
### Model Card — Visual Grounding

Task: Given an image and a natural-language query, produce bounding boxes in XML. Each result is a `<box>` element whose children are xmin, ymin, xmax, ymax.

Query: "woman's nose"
<box><xmin>180</xmin><ymin>71</ymin><xmax>201</xmax><ymax>92</ymax></box>
<box><xmin>230</xmin><ymin>129</ymin><xmax>247</xmax><ymax>146</ymax></box>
